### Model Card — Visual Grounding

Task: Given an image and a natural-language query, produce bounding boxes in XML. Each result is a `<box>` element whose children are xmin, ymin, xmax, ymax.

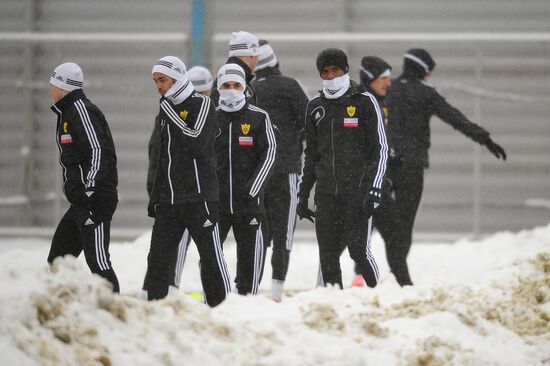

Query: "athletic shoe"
<box><xmin>350</xmin><ymin>274</ymin><xmax>365</xmax><ymax>287</ymax></box>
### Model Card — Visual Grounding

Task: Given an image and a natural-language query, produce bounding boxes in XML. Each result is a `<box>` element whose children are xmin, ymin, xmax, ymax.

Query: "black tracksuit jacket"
<box><xmin>215</xmin><ymin>103</ymin><xmax>277</xmax><ymax>214</ymax></box>
<box><xmin>299</xmin><ymin>81</ymin><xmax>388</xmax><ymax>202</ymax></box>
<box><xmin>251</xmin><ymin>66</ymin><xmax>309</xmax><ymax>174</ymax></box>
<box><xmin>51</xmin><ymin>89</ymin><xmax>118</xmax><ymax>206</ymax></box>
<box><xmin>210</xmin><ymin>57</ymin><xmax>257</xmax><ymax>106</ymax></box>
<box><xmin>386</xmin><ymin>71</ymin><xmax>491</xmax><ymax>168</ymax></box>
<box><xmin>148</xmin><ymin>93</ymin><xmax>219</xmax><ymax>210</ymax></box>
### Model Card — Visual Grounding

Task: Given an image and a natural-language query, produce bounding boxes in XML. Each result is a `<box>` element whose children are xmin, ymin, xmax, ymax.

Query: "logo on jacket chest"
<box><xmin>238</xmin><ymin>122</ymin><xmax>253</xmax><ymax>146</ymax></box>
<box><xmin>60</xmin><ymin>134</ymin><xmax>73</xmax><ymax>144</ymax></box>
<box><xmin>241</xmin><ymin>123</ymin><xmax>251</xmax><ymax>135</ymax></box>
<box><xmin>180</xmin><ymin>110</ymin><xmax>189</xmax><ymax>120</ymax></box>
<box><xmin>344</xmin><ymin>105</ymin><xmax>358</xmax><ymax>127</ymax></box>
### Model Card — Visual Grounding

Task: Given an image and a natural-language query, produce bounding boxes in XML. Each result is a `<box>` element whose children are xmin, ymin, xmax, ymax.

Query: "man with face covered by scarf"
<box><xmin>214</xmin><ymin>63</ymin><xmax>277</xmax><ymax>295</ymax></box>
<box><xmin>143</xmin><ymin>56</ymin><xmax>231</xmax><ymax>306</ymax></box>
<box><xmin>297</xmin><ymin>48</ymin><xmax>388</xmax><ymax>289</ymax></box>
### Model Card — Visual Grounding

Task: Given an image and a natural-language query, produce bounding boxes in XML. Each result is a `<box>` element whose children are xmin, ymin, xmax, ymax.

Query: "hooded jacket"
<box><xmin>51</xmin><ymin>89</ymin><xmax>118</xmax><ymax>207</ymax></box>
<box><xmin>299</xmin><ymin>81</ymin><xmax>388</xmax><ymax>202</ymax></box>
<box><xmin>215</xmin><ymin>102</ymin><xmax>277</xmax><ymax>214</ymax></box>
<box><xmin>251</xmin><ymin>66</ymin><xmax>309</xmax><ymax>174</ymax></box>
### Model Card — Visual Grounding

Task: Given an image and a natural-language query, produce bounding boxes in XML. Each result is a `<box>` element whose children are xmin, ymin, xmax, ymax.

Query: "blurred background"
<box><xmin>1</xmin><ymin>0</ymin><xmax>549</xmax><ymax>239</ymax></box>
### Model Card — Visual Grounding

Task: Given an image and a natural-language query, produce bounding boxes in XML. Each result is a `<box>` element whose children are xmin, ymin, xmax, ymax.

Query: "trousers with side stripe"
<box><xmin>141</xmin><ymin>229</ymin><xmax>191</xmax><ymax>292</ymax></box>
<box><xmin>143</xmin><ymin>202</ymin><xmax>231</xmax><ymax>307</ymax></box>
<box><xmin>218</xmin><ymin>212</ymin><xmax>268</xmax><ymax>295</ymax></box>
<box><xmin>48</xmin><ymin>204</ymin><xmax>120</xmax><ymax>292</ymax></box>
<box><xmin>264</xmin><ymin>172</ymin><xmax>300</xmax><ymax>282</ymax></box>
<box><xmin>315</xmin><ymin>193</ymin><xmax>379</xmax><ymax>289</ymax></box>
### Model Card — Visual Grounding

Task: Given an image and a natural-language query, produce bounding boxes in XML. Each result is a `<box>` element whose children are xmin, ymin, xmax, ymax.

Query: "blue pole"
<box><xmin>191</xmin><ymin>0</ymin><xmax>204</xmax><ymax>66</ymax></box>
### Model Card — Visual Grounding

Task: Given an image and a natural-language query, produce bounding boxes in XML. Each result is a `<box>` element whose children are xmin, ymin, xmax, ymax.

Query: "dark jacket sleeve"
<box><xmin>146</xmin><ymin>116</ymin><xmax>160</xmax><ymax>198</ymax></box>
<box><xmin>245</xmin><ymin>111</ymin><xmax>277</xmax><ymax>199</ymax></box>
<box><xmin>74</xmin><ymin>106</ymin><xmax>108</xmax><ymax>192</ymax></box>
<box><xmin>362</xmin><ymin>93</ymin><xmax>388</xmax><ymax>203</ymax></box>
<box><xmin>291</xmin><ymin>80</ymin><xmax>310</xmax><ymax>141</ymax></box>
<box><xmin>298</xmin><ymin>101</ymin><xmax>318</xmax><ymax>200</ymax></box>
<box><xmin>430</xmin><ymin>89</ymin><xmax>490</xmax><ymax>144</ymax></box>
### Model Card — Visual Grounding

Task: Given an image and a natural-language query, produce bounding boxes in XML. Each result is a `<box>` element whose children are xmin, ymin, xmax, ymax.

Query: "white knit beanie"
<box><xmin>188</xmin><ymin>66</ymin><xmax>213</xmax><ymax>92</ymax></box>
<box><xmin>228</xmin><ymin>31</ymin><xmax>260</xmax><ymax>57</ymax></box>
<box><xmin>217</xmin><ymin>63</ymin><xmax>246</xmax><ymax>90</ymax></box>
<box><xmin>152</xmin><ymin>56</ymin><xmax>187</xmax><ymax>81</ymax></box>
<box><xmin>255</xmin><ymin>43</ymin><xmax>278</xmax><ymax>71</ymax></box>
<box><xmin>49</xmin><ymin>62</ymin><xmax>84</xmax><ymax>91</ymax></box>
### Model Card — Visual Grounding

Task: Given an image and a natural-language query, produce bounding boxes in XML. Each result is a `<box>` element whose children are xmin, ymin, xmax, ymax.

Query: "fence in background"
<box><xmin>1</xmin><ymin>29</ymin><xmax>549</xmax><ymax>239</ymax></box>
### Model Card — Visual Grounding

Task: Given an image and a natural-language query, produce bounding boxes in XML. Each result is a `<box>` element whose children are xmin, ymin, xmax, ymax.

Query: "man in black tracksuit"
<box><xmin>144</xmin><ymin>73</ymin><xmax>214</xmax><ymax>293</ymax></box>
<box><xmin>210</xmin><ymin>31</ymin><xmax>260</xmax><ymax>105</ymax></box>
<box><xmin>215</xmin><ymin>63</ymin><xmax>277</xmax><ymax>295</ymax></box>
<box><xmin>48</xmin><ymin>62</ymin><xmax>120</xmax><ymax>292</ymax></box>
<box><xmin>251</xmin><ymin>41</ymin><xmax>309</xmax><ymax>301</ymax></box>
<box><xmin>352</xmin><ymin>56</ymin><xmax>413</xmax><ymax>286</ymax></box>
<box><xmin>144</xmin><ymin>56</ymin><xmax>231</xmax><ymax>306</ymax></box>
<box><xmin>297</xmin><ymin>49</ymin><xmax>388</xmax><ymax>289</ymax></box>
<box><xmin>386</xmin><ymin>48</ymin><xmax>507</xmax><ymax>285</ymax></box>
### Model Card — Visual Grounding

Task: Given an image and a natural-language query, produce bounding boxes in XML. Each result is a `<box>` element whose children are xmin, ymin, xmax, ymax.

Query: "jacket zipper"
<box><xmin>53</xmin><ymin>106</ymin><xmax>67</xmax><ymax>196</ymax></box>
<box><xmin>229</xmin><ymin>122</ymin><xmax>233</xmax><ymax>214</ymax></box>
<box><xmin>331</xmin><ymin>116</ymin><xmax>338</xmax><ymax>194</ymax></box>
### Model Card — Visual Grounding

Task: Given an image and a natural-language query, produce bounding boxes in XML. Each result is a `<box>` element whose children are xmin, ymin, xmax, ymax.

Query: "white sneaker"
<box><xmin>271</xmin><ymin>279</ymin><xmax>284</xmax><ymax>302</ymax></box>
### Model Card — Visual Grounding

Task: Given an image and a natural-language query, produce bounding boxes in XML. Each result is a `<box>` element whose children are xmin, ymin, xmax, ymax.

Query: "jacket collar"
<box><xmin>254</xmin><ymin>66</ymin><xmax>281</xmax><ymax>79</ymax></box>
<box><xmin>51</xmin><ymin>89</ymin><xmax>86</xmax><ymax>113</ymax></box>
<box><xmin>226</xmin><ymin>56</ymin><xmax>255</xmax><ymax>84</ymax></box>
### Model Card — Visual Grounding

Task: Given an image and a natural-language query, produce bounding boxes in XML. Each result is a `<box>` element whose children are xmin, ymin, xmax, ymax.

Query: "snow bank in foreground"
<box><xmin>0</xmin><ymin>225</ymin><xmax>549</xmax><ymax>366</ymax></box>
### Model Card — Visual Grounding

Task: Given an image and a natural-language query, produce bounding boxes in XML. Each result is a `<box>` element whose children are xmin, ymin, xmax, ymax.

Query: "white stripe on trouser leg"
<box><xmin>212</xmin><ymin>224</ymin><xmax>232</xmax><ymax>293</ymax></box>
<box><xmin>252</xmin><ymin>224</ymin><xmax>264</xmax><ymax>294</ymax></box>
<box><xmin>94</xmin><ymin>223</ymin><xmax>109</xmax><ymax>271</ymax></box>
<box><xmin>174</xmin><ymin>230</ymin><xmax>189</xmax><ymax>287</ymax></box>
<box><xmin>365</xmin><ymin>216</ymin><xmax>379</xmax><ymax>281</ymax></box>
<box><xmin>316</xmin><ymin>263</ymin><xmax>324</xmax><ymax>287</ymax></box>
<box><xmin>285</xmin><ymin>173</ymin><xmax>299</xmax><ymax>251</ymax></box>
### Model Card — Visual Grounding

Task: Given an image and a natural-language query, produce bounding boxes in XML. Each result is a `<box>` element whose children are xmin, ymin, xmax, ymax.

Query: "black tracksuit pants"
<box><xmin>143</xmin><ymin>202</ymin><xmax>231</xmax><ymax>307</ymax></box>
<box><xmin>351</xmin><ymin>164</ymin><xmax>421</xmax><ymax>286</ymax></box>
<box><xmin>315</xmin><ymin>193</ymin><xmax>379</xmax><ymax>289</ymax></box>
<box><xmin>388</xmin><ymin>163</ymin><xmax>424</xmax><ymax>285</ymax></box>
<box><xmin>48</xmin><ymin>204</ymin><xmax>120</xmax><ymax>292</ymax></box>
<box><xmin>218</xmin><ymin>211</ymin><xmax>268</xmax><ymax>295</ymax></box>
<box><xmin>264</xmin><ymin>172</ymin><xmax>300</xmax><ymax>282</ymax></box>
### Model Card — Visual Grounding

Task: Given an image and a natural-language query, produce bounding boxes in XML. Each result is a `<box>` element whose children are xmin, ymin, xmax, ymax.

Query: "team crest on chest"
<box><xmin>346</xmin><ymin>105</ymin><xmax>356</xmax><ymax>117</ymax></box>
<box><xmin>241</xmin><ymin>123</ymin><xmax>251</xmax><ymax>135</ymax></box>
<box><xmin>63</xmin><ymin>122</ymin><xmax>68</xmax><ymax>133</ymax></box>
<box><xmin>179</xmin><ymin>110</ymin><xmax>189</xmax><ymax>120</ymax></box>
<box><xmin>383</xmin><ymin>107</ymin><xmax>388</xmax><ymax>118</ymax></box>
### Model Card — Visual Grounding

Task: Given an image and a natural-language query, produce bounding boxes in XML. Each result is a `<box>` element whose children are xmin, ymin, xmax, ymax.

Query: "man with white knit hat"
<box><xmin>210</xmin><ymin>31</ymin><xmax>261</xmax><ymax>105</ymax></box>
<box><xmin>215</xmin><ymin>63</ymin><xmax>277</xmax><ymax>296</ymax></box>
<box><xmin>188</xmin><ymin>65</ymin><xmax>213</xmax><ymax>96</ymax></box>
<box><xmin>143</xmin><ymin>55</ymin><xmax>231</xmax><ymax>306</ymax></box>
<box><xmin>251</xmin><ymin>40</ymin><xmax>309</xmax><ymax>302</ymax></box>
<box><xmin>48</xmin><ymin>62</ymin><xmax>120</xmax><ymax>293</ymax></box>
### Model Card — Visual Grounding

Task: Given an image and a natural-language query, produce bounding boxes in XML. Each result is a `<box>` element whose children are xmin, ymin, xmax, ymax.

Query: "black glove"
<box><xmin>363</xmin><ymin>189</ymin><xmax>381</xmax><ymax>219</ymax></box>
<box><xmin>296</xmin><ymin>198</ymin><xmax>315</xmax><ymax>223</ymax></box>
<box><xmin>388</xmin><ymin>148</ymin><xmax>403</xmax><ymax>167</ymax></box>
<box><xmin>85</xmin><ymin>190</ymin><xmax>117</xmax><ymax>224</ymax></box>
<box><xmin>484</xmin><ymin>138</ymin><xmax>507</xmax><ymax>160</ymax></box>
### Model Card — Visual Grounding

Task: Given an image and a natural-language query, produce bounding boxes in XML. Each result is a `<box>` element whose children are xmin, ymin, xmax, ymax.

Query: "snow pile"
<box><xmin>0</xmin><ymin>225</ymin><xmax>549</xmax><ymax>365</ymax></box>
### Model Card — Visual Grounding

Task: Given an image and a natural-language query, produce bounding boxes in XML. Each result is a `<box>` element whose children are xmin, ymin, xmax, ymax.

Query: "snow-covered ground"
<box><xmin>0</xmin><ymin>225</ymin><xmax>549</xmax><ymax>366</ymax></box>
